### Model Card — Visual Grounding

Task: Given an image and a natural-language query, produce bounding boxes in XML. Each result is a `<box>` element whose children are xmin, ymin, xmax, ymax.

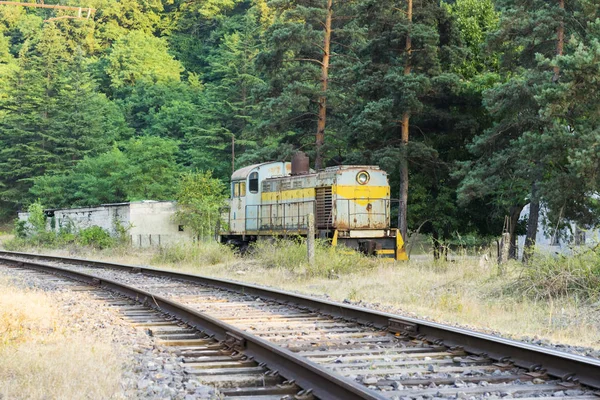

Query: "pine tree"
<box><xmin>468</xmin><ymin>0</ymin><xmax>593</xmax><ymax>260</ymax></box>
<box><xmin>256</xmin><ymin>0</ymin><xmax>360</xmax><ymax>169</ymax></box>
<box><xmin>0</xmin><ymin>24</ymin><xmax>129</xmax><ymax>213</ymax></box>
<box><xmin>0</xmin><ymin>26</ymin><xmax>67</xmax><ymax>211</ymax></box>
<box><xmin>347</xmin><ymin>0</ymin><xmax>464</xmax><ymax>246</ymax></box>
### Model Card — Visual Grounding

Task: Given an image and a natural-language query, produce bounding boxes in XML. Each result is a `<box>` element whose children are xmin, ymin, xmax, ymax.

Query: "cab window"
<box><xmin>232</xmin><ymin>181</ymin><xmax>246</xmax><ymax>198</ymax></box>
<box><xmin>249</xmin><ymin>172</ymin><xmax>259</xmax><ymax>194</ymax></box>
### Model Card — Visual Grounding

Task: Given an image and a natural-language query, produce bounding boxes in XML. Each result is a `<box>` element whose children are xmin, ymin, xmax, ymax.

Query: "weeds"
<box><xmin>510</xmin><ymin>249</ymin><xmax>600</xmax><ymax>301</ymax></box>
<box><xmin>251</xmin><ymin>238</ymin><xmax>379</xmax><ymax>278</ymax></box>
<box><xmin>152</xmin><ymin>242</ymin><xmax>236</xmax><ymax>266</ymax></box>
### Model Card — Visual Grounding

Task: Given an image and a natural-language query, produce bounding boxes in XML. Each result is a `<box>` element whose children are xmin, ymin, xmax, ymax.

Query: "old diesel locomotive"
<box><xmin>220</xmin><ymin>153</ymin><xmax>408</xmax><ymax>260</ymax></box>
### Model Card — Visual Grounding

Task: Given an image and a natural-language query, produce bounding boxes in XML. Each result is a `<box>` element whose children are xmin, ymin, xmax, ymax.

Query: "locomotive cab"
<box><xmin>225</xmin><ymin>161</ymin><xmax>291</xmax><ymax>235</ymax></box>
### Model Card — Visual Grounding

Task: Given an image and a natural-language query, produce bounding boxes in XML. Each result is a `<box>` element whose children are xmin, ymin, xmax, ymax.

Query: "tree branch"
<box><xmin>291</xmin><ymin>58</ymin><xmax>325</xmax><ymax>67</ymax></box>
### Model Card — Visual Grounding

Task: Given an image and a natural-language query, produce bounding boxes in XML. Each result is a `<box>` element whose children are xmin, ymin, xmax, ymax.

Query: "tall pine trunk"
<box><xmin>523</xmin><ymin>0</ymin><xmax>565</xmax><ymax>263</ymax></box>
<box><xmin>314</xmin><ymin>0</ymin><xmax>332</xmax><ymax>171</ymax></box>
<box><xmin>553</xmin><ymin>0</ymin><xmax>565</xmax><ymax>82</ymax></box>
<box><xmin>398</xmin><ymin>0</ymin><xmax>412</xmax><ymax>241</ymax></box>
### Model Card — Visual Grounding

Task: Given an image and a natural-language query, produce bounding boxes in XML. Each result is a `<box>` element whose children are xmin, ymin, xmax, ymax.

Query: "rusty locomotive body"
<box><xmin>220</xmin><ymin>153</ymin><xmax>407</xmax><ymax>260</ymax></box>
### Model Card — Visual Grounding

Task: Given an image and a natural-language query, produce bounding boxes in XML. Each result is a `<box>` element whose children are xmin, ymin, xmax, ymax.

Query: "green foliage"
<box><xmin>27</xmin><ymin>200</ymin><xmax>46</xmax><ymax>236</ymax></box>
<box><xmin>105</xmin><ymin>31</ymin><xmax>183</xmax><ymax>91</ymax></box>
<box><xmin>13</xmin><ymin>219</ymin><xmax>27</xmax><ymax>239</ymax></box>
<box><xmin>459</xmin><ymin>0</ymin><xmax>600</xmax><ymax>253</ymax></box>
<box><xmin>77</xmin><ymin>226</ymin><xmax>115</xmax><ymax>249</ymax></box>
<box><xmin>122</xmin><ymin>136</ymin><xmax>181</xmax><ymax>201</ymax></box>
<box><xmin>113</xmin><ymin>219</ymin><xmax>133</xmax><ymax>244</ymax></box>
<box><xmin>175</xmin><ymin>171</ymin><xmax>227</xmax><ymax>240</ymax></box>
<box><xmin>30</xmin><ymin>137</ymin><xmax>181</xmax><ymax>208</ymax></box>
<box><xmin>443</xmin><ymin>0</ymin><xmax>500</xmax><ymax>77</ymax></box>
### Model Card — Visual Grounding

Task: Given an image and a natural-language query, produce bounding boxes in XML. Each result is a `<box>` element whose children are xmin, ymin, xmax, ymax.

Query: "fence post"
<box><xmin>307</xmin><ymin>213</ymin><xmax>315</xmax><ymax>265</ymax></box>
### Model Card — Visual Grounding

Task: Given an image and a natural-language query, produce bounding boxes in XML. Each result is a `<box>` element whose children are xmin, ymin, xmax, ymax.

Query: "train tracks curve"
<box><xmin>1</xmin><ymin>250</ymin><xmax>599</xmax><ymax>400</ymax></box>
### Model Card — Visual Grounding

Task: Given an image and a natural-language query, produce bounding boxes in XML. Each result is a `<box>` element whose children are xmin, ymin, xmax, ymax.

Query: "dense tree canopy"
<box><xmin>0</xmin><ymin>0</ymin><xmax>599</xmax><ymax>256</ymax></box>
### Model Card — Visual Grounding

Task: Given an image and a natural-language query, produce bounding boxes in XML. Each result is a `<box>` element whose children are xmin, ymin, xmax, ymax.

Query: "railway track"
<box><xmin>0</xmin><ymin>265</ymin><xmax>309</xmax><ymax>399</ymax></box>
<box><xmin>1</xmin><ymin>250</ymin><xmax>599</xmax><ymax>400</ymax></box>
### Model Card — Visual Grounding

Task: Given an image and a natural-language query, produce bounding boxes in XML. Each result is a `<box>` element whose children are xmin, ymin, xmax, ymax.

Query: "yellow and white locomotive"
<box><xmin>220</xmin><ymin>152</ymin><xmax>408</xmax><ymax>260</ymax></box>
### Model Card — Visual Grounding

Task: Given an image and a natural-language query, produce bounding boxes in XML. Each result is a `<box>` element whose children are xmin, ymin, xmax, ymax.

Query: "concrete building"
<box><xmin>18</xmin><ymin>201</ymin><xmax>194</xmax><ymax>248</ymax></box>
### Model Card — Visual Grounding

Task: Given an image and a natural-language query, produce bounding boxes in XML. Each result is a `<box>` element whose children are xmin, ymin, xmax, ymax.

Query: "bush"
<box><xmin>77</xmin><ymin>226</ymin><xmax>115</xmax><ymax>249</ymax></box>
<box><xmin>511</xmin><ymin>249</ymin><xmax>600</xmax><ymax>300</ymax></box>
<box><xmin>251</xmin><ymin>238</ymin><xmax>379</xmax><ymax>278</ymax></box>
<box><xmin>14</xmin><ymin>219</ymin><xmax>28</xmax><ymax>239</ymax></box>
<box><xmin>27</xmin><ymin>200</ymin><xmax>47</xmax><ymax>237</ymax></box>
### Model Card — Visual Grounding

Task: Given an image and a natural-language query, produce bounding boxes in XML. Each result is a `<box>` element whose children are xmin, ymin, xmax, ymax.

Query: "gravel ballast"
<box><xmin>0</xmin><ymin>264</ymin><xmax>218</xmax><ymax>400</ymax></box>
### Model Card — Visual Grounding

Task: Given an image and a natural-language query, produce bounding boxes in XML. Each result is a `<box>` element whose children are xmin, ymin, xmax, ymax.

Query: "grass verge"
<box><xmin>0</xmin><ymin>277</ymin><xmax>124</xmax><ymax>399</ymax></box>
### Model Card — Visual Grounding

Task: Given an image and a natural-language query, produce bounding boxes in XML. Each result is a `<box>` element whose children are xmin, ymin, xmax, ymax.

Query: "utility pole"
<box><xmin>231</xmin><ymin>134</ymin><xmax>235</xmax><ymax>174</ymax></box>
<box><xmin>398</xmin><ymin>0</ymin><xmax>412</xmax><ymax>241</ymax></box>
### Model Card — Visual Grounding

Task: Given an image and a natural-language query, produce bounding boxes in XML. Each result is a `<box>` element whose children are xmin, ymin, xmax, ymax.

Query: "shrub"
<box><xmin>14</xmin><ymin>219</ymin><xmax>28</xmax><ymax>239</ymax></box>
<box><xmin>77</xmin><ymin>226</ymin><xmax>115</xmax><ymax>249</ymax></box>
<box><xmin>112</xmin><ymin>219</ymin><xmax>132</xmax><ymax>245</ymax></box>
<box><xmin>175</xmin><ymin>171</ymin><xmax>227</xmax><ymax>240</ymax></box>
<box><xmin>27</xmin><ymin>200</ymin><xmax>47</xmax><ymax>236</ymax></box>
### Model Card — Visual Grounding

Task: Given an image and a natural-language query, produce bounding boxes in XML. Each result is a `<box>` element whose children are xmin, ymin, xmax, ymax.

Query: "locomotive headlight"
<box><xmin>356</xmin><ymin>171</ymin><xmax>370</xmax><ymax>185</ymax></box>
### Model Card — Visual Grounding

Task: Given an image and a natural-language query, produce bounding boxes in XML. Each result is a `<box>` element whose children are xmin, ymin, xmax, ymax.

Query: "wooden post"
<box><xmin>498</xmin><ymin>216</ymin><xmax>510</xmax><ymax>267</ymax></box>
<box><xmin>307</xmin><ymin>213</ymin><xmax>315</xmax><ymax>265</ymax></box>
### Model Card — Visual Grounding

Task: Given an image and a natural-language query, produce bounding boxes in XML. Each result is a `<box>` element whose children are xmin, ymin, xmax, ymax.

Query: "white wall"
<box><xmin>52</xmin><ymin>204</ymin><xmax>130</xmax><ymax>235</ymax></box>
<box><xmin>129</xmin><ymin>201</ymin><xmax>194</xmax><ymax>247</ymax></box>
<box><xmin>18</xmin><ymin>201</ymin><xmax>195</xmax><ymax>248</ymax></box>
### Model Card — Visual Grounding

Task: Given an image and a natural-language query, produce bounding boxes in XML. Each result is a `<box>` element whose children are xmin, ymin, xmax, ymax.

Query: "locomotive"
<box><xmin>219</xmin><ymin>152</ymin><xmax>408</xmax><ymax>260</ymax></box>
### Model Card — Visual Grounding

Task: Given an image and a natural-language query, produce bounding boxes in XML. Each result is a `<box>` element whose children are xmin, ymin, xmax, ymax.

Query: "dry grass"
<box><xmin>9</xmin><ymin>242</ymin><xmax>600</xmax><ymax>351</ymax></box>
<box><xmin>0</xmin><ymin>231</ymin><xmax>13</xmax><ymax>248</ymax></box>
<box><xmin>0</xmin><ymin>277</ymin><xmax>125</xmax><ymax>400</ymax></box>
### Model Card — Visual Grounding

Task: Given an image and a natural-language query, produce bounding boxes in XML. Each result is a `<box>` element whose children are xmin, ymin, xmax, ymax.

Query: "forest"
<box><xmin>0</xmin><ymin>0</ymin><xmax>599</xmax><ymax>257</ymax></box>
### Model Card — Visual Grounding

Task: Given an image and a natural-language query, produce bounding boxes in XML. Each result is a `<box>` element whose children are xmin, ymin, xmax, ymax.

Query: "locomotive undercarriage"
<box><xmin>220</xmin><ymin>228</ymin><xmax>402</xmax><ymax>259</ymax></box>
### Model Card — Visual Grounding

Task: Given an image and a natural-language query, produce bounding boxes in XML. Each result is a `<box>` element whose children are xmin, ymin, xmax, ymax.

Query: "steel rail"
<box><xmin>2</xmin><ymin>250</ymin><xmax>600</xmax><ymax>390</ymax></box>
<box><xmin>0</xmin><ymin>255</ymin><xmax>384</xmax><ymax>400</ymax></box>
